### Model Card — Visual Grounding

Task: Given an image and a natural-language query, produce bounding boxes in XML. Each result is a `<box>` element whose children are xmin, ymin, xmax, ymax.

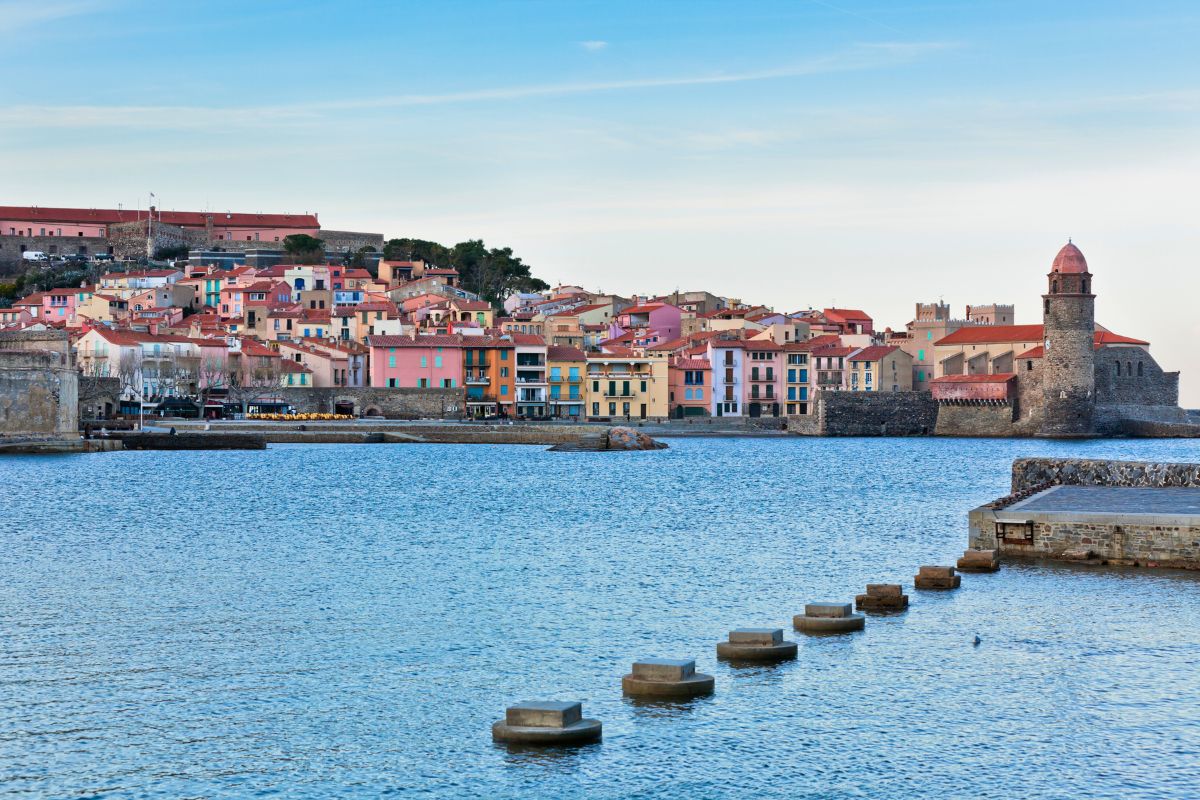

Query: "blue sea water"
<box><xmin>1</xmin><ymin>437</ymin><xmax>1199</xmax><ymax>799</ymax></box>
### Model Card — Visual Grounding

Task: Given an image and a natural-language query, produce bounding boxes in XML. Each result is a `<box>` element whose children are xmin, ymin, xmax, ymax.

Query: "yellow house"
<box><xmin>448</xmin><ymin>298</ymin><xmax>495</xmax><ymax>329</ymax></box>
<box><xmin>847</xmin><ymin>345</ymin><xmax>913</xmax><ymax>392</ymax></box>
<box><xmin>585</xmin><ymin>351</ymin><xmax>668</xmax><ymax>420</ymax></box>
<box><xmin>546</xmin><ymin>345</ymin><xmax>587</xmax><ymax>419</ymax></box>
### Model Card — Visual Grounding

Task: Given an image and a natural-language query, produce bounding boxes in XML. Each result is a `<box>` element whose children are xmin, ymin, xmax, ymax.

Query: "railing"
<box><xmin>465</xmin><ymin>376</ymin><xmax>489</xmax><ymax>385</ymax></box>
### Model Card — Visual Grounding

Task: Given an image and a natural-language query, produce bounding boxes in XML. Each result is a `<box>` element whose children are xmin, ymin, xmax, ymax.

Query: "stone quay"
<box><xmin>914</xmin><ymin>566</ymin><xmax>961</xmax><ymax>590</ymax></box>
<box><xmin>793</xmin><ymin>603</ymin><xmax>866</xmax><ymax>633</ymax></box>
<box><xmin>957</xmin><ymin>549</ymin><xmax>1000</xmax><ymax>572</ymax></box>
<box><xmin>855</xmin><ymin>584</ymin><xmax>909</xmax><ymax>612</ymax></box>
<box><xmin>492</xmin><ymin>701</ymin><xmax>602</xmax><ymax>745</ymax></box>
<box><xmin>622</xmin><ymin>658</ymin><xmax>715</xmax><ymax>699</ymax></box>
<box><xmin>716</xmin><ymin>628</ymin><xmax>798</xmax><ymax>661</ymax></box>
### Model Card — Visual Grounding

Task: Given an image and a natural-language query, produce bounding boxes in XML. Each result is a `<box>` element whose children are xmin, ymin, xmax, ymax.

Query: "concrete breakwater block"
<box><xmin>622</xmin><ymin>658</ymin><xmax>715</xmax><ymax>698</ymax></box>
<box><xmin>914</xmin><ymin>566</ymin><xmax>962</xmax><ymax>590</ymax></box>
<box><xmin>492</xmin><ymin>701</ymin><xmax>602</xmax><ymax>745</ymax></box>
<box><xmin>957</xmin><ymin>549</ymin><xmax>1000</xmax><ymax>573</ymax></box>
<box><xmin>793</xmin><ymin>603</ymin><xmax>866</xmax><ymax>633</ymax></box>
<box><xmin>855</xmin><ymin>583</ymin><xmax>909</xmax><ymax>611</ymax></box>
<box><xmin>716</xmin><ymin>628</ymin><xmax>798</xmax><ymax>661</ymax></box>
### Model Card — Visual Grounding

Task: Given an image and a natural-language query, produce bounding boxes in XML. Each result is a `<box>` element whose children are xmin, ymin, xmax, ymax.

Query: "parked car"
<box><xmin>92</xmin><ymin>253</ymin><xmax>114</xmax><ymax>262</ymax></box>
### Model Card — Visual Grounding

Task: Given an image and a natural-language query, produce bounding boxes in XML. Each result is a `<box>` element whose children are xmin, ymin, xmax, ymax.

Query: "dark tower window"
<box><xmin>1137</xmin><ymin>361</ymin><xmax>1144</xmax><ymax>377</ymax></box>
<box><xmin>1044</xmin><ymin>299</ymin><xmax>1050</xmax><ymax>315</ymax></box>
<box><xmin>1052</xmin><ymin>280</ymin><xmax>1058</xmax><ymax>293</ymax></box>
<box><xmin>1127</xmin><ymin>361</ymin><xmax>1133</xmax><ymax>377</ymax></box>
<box><xmin>1115</xmin><ymin>362</ymin><xmax>1121</xmax><ymax>376</ymax></box>
<box><xmin>1082</xmin><ymin>279</ymin><xmax>1089</xmax><ymax>293</ymax></box>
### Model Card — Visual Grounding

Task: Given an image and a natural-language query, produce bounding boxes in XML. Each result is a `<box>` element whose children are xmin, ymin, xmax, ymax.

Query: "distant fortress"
<box><xmin>795</xmin><ymin>242</ymin><xmax>1194</xmax><ymax>438</ymax></box>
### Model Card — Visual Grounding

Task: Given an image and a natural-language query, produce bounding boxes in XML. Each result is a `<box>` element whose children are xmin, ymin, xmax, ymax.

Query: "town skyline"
<box><xmin>2</xmin><ymin>1</ymin><xmax>1196</xmax><ymax>404</ymax></box>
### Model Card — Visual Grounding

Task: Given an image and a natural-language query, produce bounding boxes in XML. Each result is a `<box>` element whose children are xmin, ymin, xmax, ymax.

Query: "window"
<box><xmin>592</xmin><ymin>380</ymin><xmax>599</xmax><ymax>392</ymax></box>
<box><xmin>442</xmin><ymin>378</ymin><xmax>454</xmax><ymax>388</ymax></box>
<box><xmin>434</xmin><ymin>356</ymin><xmax>443</xmax><ymax>369</ymax></box>
<box><xmin>500</xmin><ymin>350</ymin><xmax>508</xmax><ymax>360</ymax></box>
<box><xmin>592</xmin><ymin>402</ymin><xmax>599</xmax><ymax>415</ymax></box>
<box><xmin>640</xmin><ymin>380</ymin><xmax>646</xmax><ymax>393</ymax></box>
<box><xmin>685</xmin><ymin>388</ymin><xmax>693</xmax><ymax>400</ymax></box>
<box><xmin>501</xmin><ymin>385</ymin><xmax>509</xmax><ymax>396</ymax></box>
<box><xmin>388</xmin><ymin>378</ymin><xmax>397</xmax><ymax>388</ymax></box>
<box><xmin>420</xmin><ymin>356</ymin><xmax>427</xmax><ymax>368</ymax></box>
<box><xmin>501</xmin><ymin>367</ymin><xmax>509</xmax><ymax>378</ymax></box>
<box><xmin>918</xmin><ymin>349</ymin><xmax>925</xmax><ymax>361</ymax></box>
<box><xmin>388</xmin><ymin>355</ymin><xmax>396</xmax><ymax>368</ymax></box>
<box><xmin>418</xmin><ymin>378</ymin><xmax>429</xmax><ymax>388</ymax></box>
<box><xmin>917</xmin><ymin>370</ymin><xmax>925</xmax><ymax>382</ymax></box>
<box><xmin>1137</xmin><ymin>361</ymin><xmax>1144</xmax><ymax>376</ymax></box>
<box><xmin>608</xmin><ymin>402</ymin><xmax>616</xmax><ymax>415</ymax></box>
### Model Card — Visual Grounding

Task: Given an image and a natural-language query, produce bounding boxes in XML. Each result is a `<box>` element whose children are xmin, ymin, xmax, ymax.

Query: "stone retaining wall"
<box><xmin>934</xmin><ymin>403</ymin><xmax>1018</xmax><ymax>437</ymax></box>
<box><xmin>1011</xmin><ymin>457</ymin><xmax>1200</xmax><ymax>493</ymax></box>
<box><xmin>275</xmin><ymin>387</ymin><xmax>463</xmax><ymax>418</ymax></box>
<box><xmin>817</xmin><ymin>390</ymin><xmax>938</xmax><ymax>436</ymax></box>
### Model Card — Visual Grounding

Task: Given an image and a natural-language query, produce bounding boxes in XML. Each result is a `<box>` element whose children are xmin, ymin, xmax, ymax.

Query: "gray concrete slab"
<box><xmin>1008</xmin><ymin>485</ymin><xmax>1200</xmax><ymax>517</ymax></box>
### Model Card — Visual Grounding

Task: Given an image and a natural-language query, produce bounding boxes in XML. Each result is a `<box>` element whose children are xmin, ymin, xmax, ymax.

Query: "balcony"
<box><xmin>465</xmin><ymin>375</ymin><xmax>490</xmax><ymax>385</ymax></box>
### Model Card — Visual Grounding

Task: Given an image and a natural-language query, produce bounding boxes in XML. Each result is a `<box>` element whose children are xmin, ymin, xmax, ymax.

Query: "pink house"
<box><xmin>365</xmin><ymin>334</ymin><xmax>464</xmax><ymax>389</ymax></box>
<box><xmin>607</xmin><ymin>302</ymin><xmax>682</xmax><ymax>347</ymax></box>
<box><xmin>707</xmin><ymin>338</ymin><xmax>785</xmax><ymax>417</ymax></box>
<box><xmin>40</xmin><ymin>286</ymin><xmax>94</xmax><ymax>326</ymax></box>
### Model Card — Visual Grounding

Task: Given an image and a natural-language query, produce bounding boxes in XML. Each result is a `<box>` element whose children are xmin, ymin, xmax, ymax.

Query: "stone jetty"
<box><xmin>793</xmin><ymin>603</ymin><xmax>865</xmax><ymax>633</ymax></box>
<box><xmin>491</xmin><ymin>701</ymin><xmax>602</xmax><ymax>745</ymax></box>
<box><xmin>855</xmin><ymin>584</ymin><xmax>909</xmax><ymax>612</ymax></box>
<box><xmin>957</xmin><ymin>549</ymin><xmax>1000</xmax><ymax>572</ymax></box>
<box><xmin>716</xmin><ymin>628</ymin><xmax>798</xmax><ymax>661</ymax></box>
<box><xmin>622</xmin><ymin>658</ymin><xmax>714</xmax><ymax>698</ymax></box>
<box><xmin>548</xmin><ymin>426</ymin><xmax>667</xmax><ymax>452</ymax></box>
<box><xmin>914</xmin><ymin>566</ymin><xmax>961</xmax><ymax>590</ymax></box>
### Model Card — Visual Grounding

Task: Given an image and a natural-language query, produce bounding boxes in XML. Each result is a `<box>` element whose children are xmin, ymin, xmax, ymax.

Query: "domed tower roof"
<box><xmin>1051</xmin><ymin>241</ymin><xmax>1088</xmax><ymax>274</ymax></box>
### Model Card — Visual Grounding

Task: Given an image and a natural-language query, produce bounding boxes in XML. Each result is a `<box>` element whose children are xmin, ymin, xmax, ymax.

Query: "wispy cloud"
<box><xmin>0</xmin><ymin>0</ymin><xmax>108</xmax><ymax>33</ymax></box>
<box><xmin>579</xmin><ymin>40</ymin><xmax>608</xmax><ymax>52</ymax></box>
<box><xmin>0</xmin><ymin>40</ymin><xmax>958</xmax><ymax>129</ymax></box>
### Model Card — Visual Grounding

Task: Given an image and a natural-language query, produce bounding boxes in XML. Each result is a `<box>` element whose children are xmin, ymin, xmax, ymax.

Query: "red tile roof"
<box><xmin>930</xmin><ymin>373</ymin><xmax>1017</xmax><ymax>383</ymax></box>
<box><xmin>823</xmin><ymin>308</ymin><xmax>871</xmax><ymax>322</ymax></box>
<box><xmin>934</xmin><ymin>324</ymin><xmax>1045</xmax><ymax>346</ymax></box>
<box><xmin>0</xmin><ymin>206</ymin><xmax>318</xmax><ymax>229</ymax></box>
<box><xmin>365</xmin><ymin>334</ymin><xmax>462</xmax><ymax>348</ymax></box>
<box><xmin>849</xmin><ymin>345</ymin><xmax>901</xmax><ymax>362</ymax></box>
<box><xmin>547</xmin><ymin>345</ymin><xmax>587</xmax><ymax>361</ymax></box>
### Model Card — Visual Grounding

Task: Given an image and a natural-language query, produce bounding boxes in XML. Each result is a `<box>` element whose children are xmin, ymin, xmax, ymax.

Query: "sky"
<box><xmin>3</xmin><ymin>0</ymin><xmax>1198</xmax><ymax>402</ymax></box>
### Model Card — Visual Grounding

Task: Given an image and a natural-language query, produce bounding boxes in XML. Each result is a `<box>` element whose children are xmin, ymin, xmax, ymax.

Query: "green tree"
<box><xmin>382</xmin><ymin>238</ymin><xmax>451</xmax><ymax>264</ymax></box>
<box><xmin>282</xmin><ymin>233</ymin><xmax>326</xmax><ymax>264</ymax></box>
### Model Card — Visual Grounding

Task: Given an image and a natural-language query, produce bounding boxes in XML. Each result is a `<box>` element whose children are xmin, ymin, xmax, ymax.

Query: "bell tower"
<box><xmin>1038</xmin><ymin>240</ymin><xmax>1095</xmax><ymax>437</ymax></box>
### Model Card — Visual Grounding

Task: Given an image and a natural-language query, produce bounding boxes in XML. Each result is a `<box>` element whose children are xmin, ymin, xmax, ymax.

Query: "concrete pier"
<box><xmin>914</xmin><ymin>566</ymin><xmax>961</xmax><ymax>590</ymax></box>
<box><xmin>622</xmin><ymin>658</ymin><xmax>715</xmax><ymax>698</ymax></box>
<box><xmin>957</xmin><ymin>549</ymin><xmax>1000</xmax><ymax>573</ymax></box>
<box><xmin>491</xmin><ymin>701</ymin><xmax>602</xmax><ymax>745</ymax></box>
<box><xmin>716</xmin><ymin>628</ymin><xmax>798</xmax><ymax>661</ymax></box>
<box><xmin>793</xmin><ymin>603</ymin><xmax>866</xmax><ymax>633</ymax></box>
<box><xmin>855</xmin><ymin>584</ymin><xmax>909</xmax><ymax>612</ymax></box>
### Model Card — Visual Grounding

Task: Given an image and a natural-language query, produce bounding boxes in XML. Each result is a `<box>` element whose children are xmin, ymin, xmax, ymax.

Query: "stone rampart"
<box><xmin>0</xmin><ymin>235</ymin><xmax>110</xmax><ymax>267</ymax></box>
<box><xmin>274</xmin><ymin>386</ymin><xmax>463</xmax><ymax>418</ymax></box>
<box><xmin>817</xmin><ymin>390</ymin><xmax>938</xmax><ymax>436</ymax></box>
